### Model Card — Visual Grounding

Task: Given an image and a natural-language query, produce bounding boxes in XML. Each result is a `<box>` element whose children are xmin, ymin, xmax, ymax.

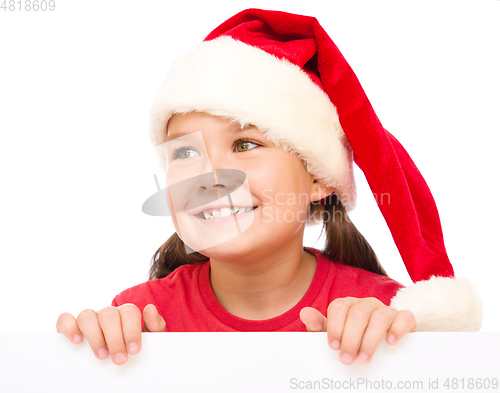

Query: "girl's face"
<box><xmin>164</xmin><ymin>111</ymin><xmax>330</xmax><ymax>262</ymax></box>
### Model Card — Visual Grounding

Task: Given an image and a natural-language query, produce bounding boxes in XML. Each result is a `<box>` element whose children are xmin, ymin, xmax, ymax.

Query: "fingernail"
<box><xmin>97</xmin><ymin>348</ymin><xmax>109</xmax><ymax>359</ymax></box>
<box><xmin>387</xmin><ymin>334</ymin><xmax>396</xmax><ymax>344</ymax></box>
<box><xmin>357</xmin><ymin>352</ymin><xmax>368</xmax><ymax>364</ymax></box>
<box><xmin>128</xmin><ymin>342</ymin><xmax>139</xmax><ymax>354</ymax></box>
<box><xmin>113</xmin><ymin>353</ymin><xmax>127</xmax><ymax>364</ymax></box>
<box><xmin>340</xmin><ymin>353</ymin><xmax>353</xmax><ymax>364</ymax></box>
<box><xmin>73</xmin><ymin>334</ymin><xmax>82</xmax><ymax>343</ymax></box>
<box><xmin>329</xmin><ymin>340</ymin><xmax>340</xmax><ymax>350</ymax></box>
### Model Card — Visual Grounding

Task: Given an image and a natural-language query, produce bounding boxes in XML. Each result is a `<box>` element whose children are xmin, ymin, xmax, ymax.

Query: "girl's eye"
<box><xmin>173</xmin><ymin>147</ymin><xmax>199</xmax><ymax>160</ymax></box>
<box><xmin>234</xmin><ymin>139</ymin><xmax>258</xmax><ymax>152</ymax></box>
<box><xmin>172</xmin><ymin>140</ymin><xmax>258</xmax><ymax>159</ymax></box>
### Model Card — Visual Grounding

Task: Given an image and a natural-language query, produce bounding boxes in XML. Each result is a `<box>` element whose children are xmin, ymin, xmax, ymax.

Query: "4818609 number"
<box><xmin>1</xmin><ymin>0</ymin><xmax>55</xmax><ymax>11</ymax></box>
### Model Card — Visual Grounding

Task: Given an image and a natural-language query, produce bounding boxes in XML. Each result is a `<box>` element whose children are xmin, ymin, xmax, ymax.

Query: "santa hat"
<box><xmin>149</xmin><ymin>9</ymin><xmax>482</xmax><ymax>331</ymax></box>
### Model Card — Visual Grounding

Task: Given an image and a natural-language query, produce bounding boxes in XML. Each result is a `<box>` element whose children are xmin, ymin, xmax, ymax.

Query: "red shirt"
<box><xmin>112</xmin><ymin>247</ymin><xmax>403</xmax><ymax>331</ymax></box>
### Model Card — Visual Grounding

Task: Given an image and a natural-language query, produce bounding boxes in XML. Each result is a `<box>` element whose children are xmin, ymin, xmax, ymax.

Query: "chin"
<box><xmin>197</xmin><ymin>236</ymin><xmax>256</xmax><ymax>261</ymax></box>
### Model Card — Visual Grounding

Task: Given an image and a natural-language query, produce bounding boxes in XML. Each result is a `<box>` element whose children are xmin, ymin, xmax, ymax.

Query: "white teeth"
<box><xmin>200</xmin><ymin>206</ymin><xmax>254</xmax><ymax>219</ymax></box>
<box><xmin>220</xmin><ymin>207</ymin><xmax>231</xmax><ymax>217</ymax></box>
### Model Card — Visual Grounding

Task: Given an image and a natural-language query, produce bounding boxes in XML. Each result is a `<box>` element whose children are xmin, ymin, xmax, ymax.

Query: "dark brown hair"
<box><xmin>147</xmin><ymin>193</ymin><xmax>386</xmax><ymax>280</ymax></box>
<box><xmin>312</xmin><ymin>193</ymin><xmax>387</xmax><ymax>277</ymax></box>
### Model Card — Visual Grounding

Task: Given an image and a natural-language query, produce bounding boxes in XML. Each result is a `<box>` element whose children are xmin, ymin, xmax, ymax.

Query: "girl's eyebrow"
<box><xmin>166</xmin><ymin>122</ymin><xmax>256</xmax><ymax>142</ymax></box>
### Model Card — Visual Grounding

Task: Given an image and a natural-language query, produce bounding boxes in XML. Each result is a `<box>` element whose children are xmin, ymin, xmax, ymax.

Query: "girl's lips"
<box><xmin>194</xmin><ymin>206</ymin><xmax>258</xmax><ymax>225</ymax></box>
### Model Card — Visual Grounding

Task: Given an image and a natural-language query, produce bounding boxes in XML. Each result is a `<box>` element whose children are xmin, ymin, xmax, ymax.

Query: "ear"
<box><xmin>310</xmin><ymin>178</ymin><xmax>335</xmax><ymax>203</ymax></box>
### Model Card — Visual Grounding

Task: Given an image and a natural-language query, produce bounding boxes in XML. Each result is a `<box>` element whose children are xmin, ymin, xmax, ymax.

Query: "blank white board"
<box><xmin>0</xmin><ymin>332</ymin><xmax>498</xmax><ymax>392</ymax></box>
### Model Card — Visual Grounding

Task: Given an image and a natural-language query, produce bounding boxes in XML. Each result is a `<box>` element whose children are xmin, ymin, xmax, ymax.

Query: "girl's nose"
<box><xmin>198</xmin><ymin>169</ymin><xmax>245</xmax><ymax>193</ymax></box>
<box><xmin>176</xmin><ymin>169</ymin><xmax>245</xmax><ymax>213</ymax></box>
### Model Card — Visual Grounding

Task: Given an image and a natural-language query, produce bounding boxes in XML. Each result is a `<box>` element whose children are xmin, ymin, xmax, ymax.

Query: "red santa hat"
<box><xmin>149</xmin><ymin>9</ymin><xmax>482</xmax><ymax>331</ymax></box>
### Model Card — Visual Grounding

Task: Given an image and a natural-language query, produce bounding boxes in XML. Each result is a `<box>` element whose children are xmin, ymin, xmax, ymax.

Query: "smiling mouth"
<box><xmin>195</xmin><ymin>206</ymin><xmax>257</xmax><ymax>220</ymax></box>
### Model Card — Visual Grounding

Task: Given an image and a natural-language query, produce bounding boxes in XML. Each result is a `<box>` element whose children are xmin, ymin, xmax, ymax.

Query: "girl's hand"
<box><xmin>299</xmin><ymin>297</ymin><xmax>416</xmax><ymax>365</ymax></box>
<box><xmin>56</xmin><ymin>303</ymin><xmax>166</xmax><ymax>365</ymax></box>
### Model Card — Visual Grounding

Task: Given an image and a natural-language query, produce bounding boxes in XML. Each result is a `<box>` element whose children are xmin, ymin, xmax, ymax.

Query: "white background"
<box><xmin>0</xmin><ymin>0</ymin><xmax>498</xmax><ymax>332</ymax></box>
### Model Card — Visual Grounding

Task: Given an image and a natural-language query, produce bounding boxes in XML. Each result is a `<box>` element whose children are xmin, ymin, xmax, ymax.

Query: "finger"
<box><xmin>356</xmin><ymin>307</ymin><xmax>397</xmax><ymax>365</ymax></box>
<box><xmin>56</xmin><ymin>312</ymin><xmax>83</xmax><ymax>345</ymax></box>
<box><xmin>76</xmin><ymin>309</ymin><xmax>109</xmax><ymax>360</ymax></box>
<box><xmin>143</xmin><ymin>304</ymin><xmax>166</xmax><ymax>332</ymax></box>
<box><xmin>326</xmin><ymin>298</ymin><xmax>357</xmax><ymax>351</ymax></box>
<box><xmin>338</xmin><ymin>300</ymin><xmax>378</xmax><ymax>365</ymax></box>
<box><xmin>118</xmin><ymin>304</ymin><xmax>142</xmax><ymax>355</ymax></box>
<box><xmin>386</xmin><ymin>310</ymin><xmax>417</xmax><ymax>345</ymax></box>
<box><xmin>299</xmin><ymin>307</ymin><xmax>327</xmax><ymax>332</ymax></box>
<box><xmin>97</xmin><ymin>306</ymin><xmax>128</xmax><ymax>365</ymax></box>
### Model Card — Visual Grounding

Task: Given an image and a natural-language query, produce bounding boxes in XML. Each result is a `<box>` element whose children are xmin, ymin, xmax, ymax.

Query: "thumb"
<box><xmin>300</xmin><ymin>307</ymin><xmax>327</xmax><ymax>332</ymax></box>
<box><xmin>142</xmin><ymin>304</ymin><xmax>166</xmax><ymax>332</ymax></box>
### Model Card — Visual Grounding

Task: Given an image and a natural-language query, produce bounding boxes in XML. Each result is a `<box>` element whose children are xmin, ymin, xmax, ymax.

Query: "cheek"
<box><xmin>241</xmin><ymin>152</ymin><xmax>311</xmax><ymax>203</ymax></box>
<box><xmin>167</xmin><ymin>192</ymin><xmax>181</xmax><ymax>232</ymax></box>
<box><xmin>256</xmin><ymin>175</ymin><xmax>311</xmax><ymax>210</ymax></box>
<box><xmin>269</xmin><ymin>161</ymin><xmax>311</xmax><ymax>194</ymax></box>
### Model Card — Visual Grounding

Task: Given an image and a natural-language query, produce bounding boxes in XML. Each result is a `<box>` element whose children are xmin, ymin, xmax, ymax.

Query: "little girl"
<box><xmin>56</xmin><ymin>8</ymin><xmax>482</xmax><ymax>367</ymax></box>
